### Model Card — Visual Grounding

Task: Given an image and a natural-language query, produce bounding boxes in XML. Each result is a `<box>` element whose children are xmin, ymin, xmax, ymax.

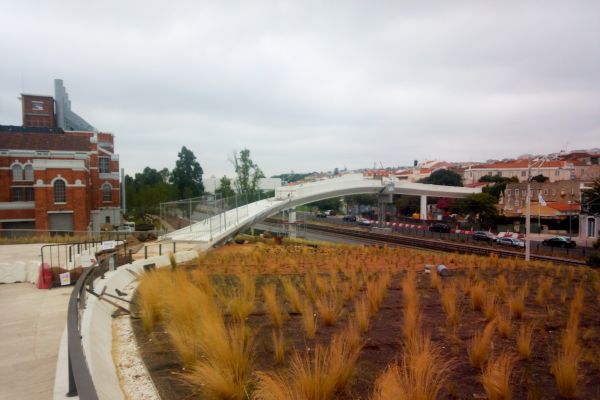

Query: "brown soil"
<box><xmin>132</xmin><ymin>244</ymin><xmax>600</xmax><ymax>399</ymax></box>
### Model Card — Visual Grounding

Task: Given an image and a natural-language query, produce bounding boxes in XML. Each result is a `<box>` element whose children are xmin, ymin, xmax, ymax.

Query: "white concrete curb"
<box><xmin>54</xmin><ymin>250</ymin><xmax>199</xmax><ymax>400</ymax></box>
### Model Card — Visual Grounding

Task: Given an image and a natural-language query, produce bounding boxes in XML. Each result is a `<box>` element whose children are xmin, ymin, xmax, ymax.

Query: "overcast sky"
<box><xmin>1</xmin><ymin>1</ymin><xmax>599</xmax><ymax>179</ymax></box>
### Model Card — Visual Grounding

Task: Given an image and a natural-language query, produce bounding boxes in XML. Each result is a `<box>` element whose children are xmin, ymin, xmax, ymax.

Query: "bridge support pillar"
<box><xmin>420</xmin><ymin>195</ymin><xmax>427</xmax><ymax>220</ymax></box>
<box><xmin>288</xmin><ymin>208</ymin><xmax>297</xmax><ymax>239</ymax></box>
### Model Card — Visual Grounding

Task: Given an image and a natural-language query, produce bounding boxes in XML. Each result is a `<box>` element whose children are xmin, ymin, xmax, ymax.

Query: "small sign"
<box><xmin>59</xmin><ymin>272</ymin><xmax>71</xmax><ymax>286</ymax></box>
<box><xmin>101</xmin><ymin>241</ymin><xmax>116</xmax><ymax>251</ymax></box>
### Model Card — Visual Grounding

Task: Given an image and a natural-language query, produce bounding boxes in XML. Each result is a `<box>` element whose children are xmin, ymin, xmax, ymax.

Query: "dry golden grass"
<box><xmin>187</xmin><ymin>323</ymin><xmax>254</xmax><ymax>400</ymax></box>
<box><xmin>227</xmin><ymin>273</ymin><xmax>256</xmax><ymax>321</ymax></box>
<box><xmin>481</xmin><ymin>352</ymin><xmax>516</xmax><ymax>400</ymax></box>
<box><xmin>254</xmin><ymin>329</ymin><xmax>361</xmax><ymax>400</ymax></box>
<box><xmin>282</xmin><ymin>277</ymin><xmax>302</xmax><ymax>313</ymax></box>
<box><xmin>354</xmin><ymin>296</ymin><xmax>370</xmax><ymax>333</ymax></box>
<box><xmin>516</xmin><ymin>323</ymin><xmax>534</xmax><ymax>360</ymax></box>
<box><xmin>552</xmin><ymin>345</ymin><xmax>581</xmax><ymax>398</ymax></box>
<box><xmin>401</xmin><ymin>271</ymin><xmax>421</xmax><ymax>351</ymax></box>
<box><xmin>440</xmin><ymin>283</ymin><xmax>459</xmax><ymax>327</ymax></box>
<box><xmin>263</xmin><ymin>283</ymin><xmax>285</xmax><ymax>328</ymax></box>
<box><xmin>272</xmin><ymin>329</ymin><xmax>286</xmax><ymax>364</ymax></box>
<box><xmin>470</xmin><ymin>282</ymin><xmax>486</xmax><ymax>311</ymax></box>
<box><xmin>483</xmin><ymin>293</ymin><xmax>498</xmax><ymax>321</ymax></box>
<box><xmin>301</xmin><ymin>300</ymin><xmax>317</xmax><ymax>339</ymax></box>
<box><xmin>496</xmin><ymin>275</ymin><xmax>508</xmax><ymax>299</ymax></box>
<box><xmin>508</xmin><ymin>290</ymin><xmax>525</xmax><ymax>319</ymax></box>
<box><xmin>468</xmin><ymin>320</ymin><xmax>497</xmax><ymax>369</ymax></box>
<box><xmin>429</xmin><ymin>267</ymin><xmax>441</xmax><ymax>291</ymax></box>
<box><xmin>315</xmin><ymin>291</ymin><xmax>342</xmax><ymax>326</ymax></box>
<box><xmin>371</xmin><ymin>335</ymin><xmax>452</xmax><ymax>400</ymax></box>
<box><xmin>138</xmin><ymin>269</ymin><xmax>171</xmax><ymax>334</ymax></box>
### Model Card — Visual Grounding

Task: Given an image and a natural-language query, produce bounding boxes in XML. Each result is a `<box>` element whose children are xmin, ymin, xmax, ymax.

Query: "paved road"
<box><xmin>0</xmin><ymin>283</ymin><xmax>71</xmax><ymax>400</ymax></box>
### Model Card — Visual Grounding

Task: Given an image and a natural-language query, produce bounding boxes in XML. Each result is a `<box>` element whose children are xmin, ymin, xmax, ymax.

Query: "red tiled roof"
<box><xmin>464</xmin><ymin>182</ymin><xmax>488</xmax><ymax>188</ymax></box>
<box><xmin>546</xmin><ymin>202</ymin><xmax>580</xmax><ymax>212</ymax></box>
<box><xmin>0</xmin><ymin>131</ymin><xmax>91</xmax><ymax>152</ymax></box>
<box><xmin>472</xmin><ymin>160</ymin><xmax>566</xmax><ymax>169</ymax></box>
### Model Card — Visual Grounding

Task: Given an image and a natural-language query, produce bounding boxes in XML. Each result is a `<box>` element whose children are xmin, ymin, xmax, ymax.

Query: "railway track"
<box><xmin>262</xmin><ymin>219</ymin><xmax>586</xmax><ymax>266</ymax></box>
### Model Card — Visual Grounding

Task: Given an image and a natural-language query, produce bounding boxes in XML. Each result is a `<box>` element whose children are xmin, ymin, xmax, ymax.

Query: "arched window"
<box><xmin>11</xmin><ymin>164</ymin><xmax>23</xmax><ymax>181</ymax></box>
<box><xmin>54</xmin><ymin>180</ymin><xmax>66</xmax><ymax>203</ymax></box>
<box><xmin>102</xmin><ymin>183</ymin><xmax>112</xmax><ymax>202</ymax></box>
<box><xmin>23</xmin><ymin>165</ymin><xmax>34</xmax><ymax>181</ymax></box>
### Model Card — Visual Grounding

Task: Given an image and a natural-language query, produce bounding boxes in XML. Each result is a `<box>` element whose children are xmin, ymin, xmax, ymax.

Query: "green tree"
<box><xmin>481</xmin><ymin>174</ymin><xmax>519</xmax><ymax>200</ymax></box>
<box><xmin>451</xmin><ymin>193</ymin><xmax>498</xmax><ymax>223</ymax></box>
<box><xmin>419</xmin><ymin>169</ymin><xmax>463</xmax><ymax>186</ymax></box>
<box><xmin>531</xmin><ymin>174</ymin><xmax>549</xmax><ymax>183</ymax></box>
<box><xmin>171</xmin><ymin>146</ymin><xmax>204</xmax><ymax>199</ymax></box>
<box><xmin>395</xmin><ymin>195</ymin><xmax>420</xmax><ymax>215</ymax></box>
<box><xmin>232</xmin><ymin>149</ymin><xmax>264</xmax><ymax>200</ymax></box>
<box><xmin>215</xmin><ymin>176</ymin><xmax>235</xmax><ymax>198</ymax></box>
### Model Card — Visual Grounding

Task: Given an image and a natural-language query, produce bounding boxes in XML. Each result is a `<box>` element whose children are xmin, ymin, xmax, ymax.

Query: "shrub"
<box><xmin>481</xmin><ymin>352</ymin><xmax>516</xmax><ymax>400</ymax></box>
<box><xmin>371</xmin><ymin>335</ymin><xmax>452</xmax><ymax>400</ymax></box>
<box><xmin>315</xmin><ymin>291</ymin><xmax>342</xmax><ymax>326</ymax></box>
<box><xmin>227</xmin><ymin>273</ymin><xmax>256</xmax><ymax>321</ymax></box>
<box><xmin>282</xmin><ymin>277</ymin><xmax>302</xmax><ymax>313</ymax></box>
<box><xmin>301</xmin><ymin>300</ymin><xmax>317</xmax><ymax>339</ymax></box>
<box><xmin>440</xmin><ymin>284</ymin><xmax>459</xmax><ymax>327</ymax></box>
<box><xmin>263</xmin><ymin>283</ymin><xmax>285</xmax><ymax>328</ymax></box>
<box><xmin>516</xmin><ymin>323</ymin><xmax>534</xmax><ymax>360</ymax></box>
<box><xmin>354</xmin><ymin>297</ymin><xmax>370</xmax><ymax>333</ymax></box>
<box><xmin>483</xmin><ymin>293</ymin><xmax>498</xmax><ymax>321</ymax></box>
<box><xmin>468</xmin><ymin>320</ymin><xmax>496</xmax><ymax>369</ymax></box>
<box><xmin>254</xmin><ymin>329</ymin><xmax>361</xmax><ymax>400</ymax></box>
<box><xmin>470</xmin><ymin>282</ymin><xmax>486</xmax><ymax>311</ymax></box>
<box><xmin>272</xmin><ymin>329</ymin><xmax>286</xmax><ymax>364</ymax></box>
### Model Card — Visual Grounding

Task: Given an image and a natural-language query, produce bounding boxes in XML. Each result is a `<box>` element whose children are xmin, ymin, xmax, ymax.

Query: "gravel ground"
<box><xmin>113</xmin><ymin>282</ymin><xmax>159</xmax><ymax>400</ymax></box>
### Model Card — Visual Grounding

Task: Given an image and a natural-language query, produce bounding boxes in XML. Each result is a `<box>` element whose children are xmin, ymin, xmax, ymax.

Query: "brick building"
<box><xmin>463</xmin><ymin>159</ymin><xmax>574</xmax><ymax>185</ymax></box>
<box><xmin>0</xmin><ymin>80</ymin><xmax>120</xmax><ymax>234</ymax></box>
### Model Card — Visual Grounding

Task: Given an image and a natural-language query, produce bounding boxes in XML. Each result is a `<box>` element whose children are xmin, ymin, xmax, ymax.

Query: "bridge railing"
<box><xmin>159</xmin><ymin>192</ymin><xmax>270</xmax><ymax>237</ymax></box>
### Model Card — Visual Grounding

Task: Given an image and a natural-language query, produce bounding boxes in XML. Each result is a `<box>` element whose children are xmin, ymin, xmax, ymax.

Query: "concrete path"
<box><xmin>0</xmin><ymin>283</ymin><xmax>71</xmax><ymax>400</ymax></box>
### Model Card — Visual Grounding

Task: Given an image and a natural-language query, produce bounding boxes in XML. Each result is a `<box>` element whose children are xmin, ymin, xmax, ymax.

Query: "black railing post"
<box><xmin>159</xmin><ymin>244</ymin><xmax>162</xmax><ymax>256</ymax></box>
<box><xmin>144</xmin><ymin>246</ymin><xmax>148</xmax><ymax>259</ymax></box>
<box><xmin>173</xmin><ymin>241</ymin><xmax>176</xmax><ymax>253</ymax></box>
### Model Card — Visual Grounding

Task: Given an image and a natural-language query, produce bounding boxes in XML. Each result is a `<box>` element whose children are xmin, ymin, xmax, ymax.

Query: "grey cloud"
<box><xmin>0</xmin><ymin>0</ymin><xmax>599</xmax><ymax>178</ymax></box>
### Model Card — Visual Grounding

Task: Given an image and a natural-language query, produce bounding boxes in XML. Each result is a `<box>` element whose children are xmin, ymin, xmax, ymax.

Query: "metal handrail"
<box><xmin>66</xmin><ymin>265</ymin><xmax>99</xmax><ymax>399</ymax></box>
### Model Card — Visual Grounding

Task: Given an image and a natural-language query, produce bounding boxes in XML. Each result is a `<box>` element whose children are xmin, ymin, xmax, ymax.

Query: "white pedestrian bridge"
<box><xmin>162</xmin><ymin>173</ymin><xmax>481</xmax><ymax>246</ymax></box>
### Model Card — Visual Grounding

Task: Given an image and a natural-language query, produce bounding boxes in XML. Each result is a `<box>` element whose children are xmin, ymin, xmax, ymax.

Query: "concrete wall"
<box><xmin>76</xmin><ymin>250</ymin><xmax>198</xmax><ymax>400</ymax></box>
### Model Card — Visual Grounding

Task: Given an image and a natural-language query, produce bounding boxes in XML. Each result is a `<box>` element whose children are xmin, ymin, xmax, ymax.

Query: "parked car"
<box><xmin>316</xmin><ymin>212</ymin><xmax>327</xmax><ymax>218</ymax></box>
<box><xmin>357</xmin><ymin>218</ymin><xmax>372</xmax><ymax>226</ymax></box>
<box><xmin>324</xmin><ymin>210</ymin><xmax>337</xmax><ymax>216</ymax></box>
<box><xmin>496</xmin><ymin>237</ymin><xmax>525</xmax><ymax>248</ymax></box>
<box><xmin>472</xmin><ymin>231</ymin><xmax>497</xmax><ymax>242</ymax></box>
<box><xmin>429</xmin><ymin>223</ymin><xmax>451</xmax><ymax>233</ymax></box>
<box><xmin>342</xmin><ymin>215</ymin><xmax>357</xmax><ymax>222</ymax></box>
<box><xmin>542</xmin><ymin>236</ymin><xmax>576</xmax><ymax>248</ymax></box>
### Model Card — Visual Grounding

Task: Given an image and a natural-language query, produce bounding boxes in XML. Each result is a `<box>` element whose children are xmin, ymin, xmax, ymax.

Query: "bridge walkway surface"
<box><xmin>0</xmin><ymin>282</ymin><xmax>71</xmax><ymax>400</ymax></box>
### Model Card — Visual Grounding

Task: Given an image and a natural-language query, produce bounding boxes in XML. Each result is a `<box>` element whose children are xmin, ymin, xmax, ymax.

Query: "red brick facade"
<box><xmin>0</xmin><ymin>93</ymin><xmax>120</xmax><ymax>233</ymax></box>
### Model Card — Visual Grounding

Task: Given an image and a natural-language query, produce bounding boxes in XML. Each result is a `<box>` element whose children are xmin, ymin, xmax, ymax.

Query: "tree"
<box><xmin>171</xmin><ymin>146</ymin><xmax>204</xmax><ymax>199</ymax></box>
<box><xmin>531</xmin><ymin>174</ymin><xmax>549</xmax><ymax>183</ymax></box>
<box><xmin>583</xmin><ymin>178</ymin><xmax>600</xmax><ymax>214</ymax></box>
<box><xmin>395</xmin><ymin>195</ymin><xmax>420</xmax><ymax>216</ymax></box>
<box><xmin>479</xmin><ymin>174</ymin><xmax>518</xmax><ymax>200</ymax></box>
<box><xmin>232</xmin><ymin>149</ymin><xmax>264</xmax><ymax>200</ymax></box>
<box><xmin>419</xmin><ymin>169</ymin><xmax>463</xmax><ymax>186</ymax></box>
<box><xmin>451</xmin><ymin>193</ymin><xmax>498</xmax><ymax>223</ymax></box>
<box><xmin>215</xmin><ymin>176</ymin><xmax>235</xmax><ymax>198</ymax></box>
<box><xmin>272</xmin><ymin>172</ymin><xmax>312</xmax><ymax>184</ymax></box>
